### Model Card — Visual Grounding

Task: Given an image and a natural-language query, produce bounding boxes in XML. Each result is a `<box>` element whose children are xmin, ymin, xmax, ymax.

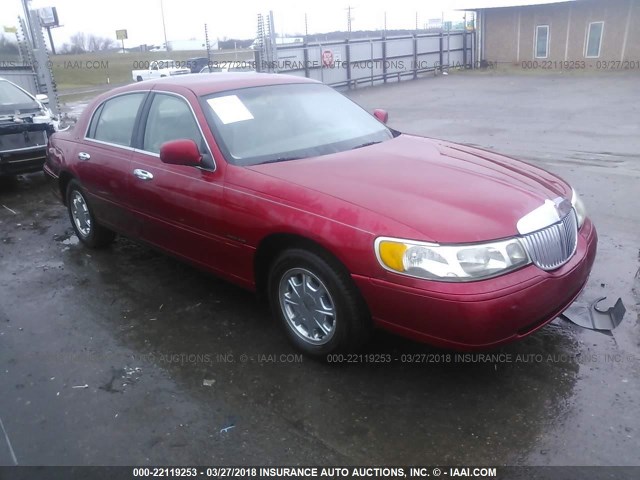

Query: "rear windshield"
<box><xmin>0</xmin><ymin>80</ymin><xmax>39</xmax><ymax>113</ymax></box>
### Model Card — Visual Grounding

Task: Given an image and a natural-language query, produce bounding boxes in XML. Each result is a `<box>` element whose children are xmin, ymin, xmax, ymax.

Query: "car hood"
<box><xmin>247</xmin><ymin>134</ymin><xmax>571</xmax><ymax>243</ymax></box>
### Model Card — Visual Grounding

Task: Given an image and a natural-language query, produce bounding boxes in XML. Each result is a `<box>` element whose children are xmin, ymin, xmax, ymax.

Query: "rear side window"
<box><xmin>89</xmin><ymin>93</ymin><xmax>145</xmax><ymax>147</ymax></box>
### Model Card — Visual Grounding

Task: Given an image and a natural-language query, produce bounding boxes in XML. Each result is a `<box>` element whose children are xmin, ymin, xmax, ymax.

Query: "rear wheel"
<box><xmin>268</xmin><ymin>248</ymin><xmax>371</xmax><ymax>356</ymax></box>
<box><xmin>66</xmin><ymin>180</ymin><xmax>115</xmax><ymax>248</ymax></box>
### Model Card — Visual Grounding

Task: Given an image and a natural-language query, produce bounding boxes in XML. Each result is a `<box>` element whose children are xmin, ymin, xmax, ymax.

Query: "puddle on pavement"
<box><xmin>61</xmin><ymin>236</ymin><xmax>79</xmax><ymax>246</ymax></box>
<box><xmin>54</xmin><ymin>232</ymin><xmax>80</xmax><ymax>250</ymax></box>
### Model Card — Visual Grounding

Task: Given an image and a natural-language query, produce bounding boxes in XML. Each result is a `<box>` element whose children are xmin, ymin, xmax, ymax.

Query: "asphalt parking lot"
<box><xmin>0</xmin><ymin>71</ymin><xmax>639</xmax><ymax>467</ymax></box>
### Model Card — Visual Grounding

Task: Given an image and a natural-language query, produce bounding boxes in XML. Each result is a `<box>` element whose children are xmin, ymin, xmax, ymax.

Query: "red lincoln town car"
<box><xmin>44</xmin><ymin>73</ymin><xmax>597</xmax><ymax>355</ymax></box>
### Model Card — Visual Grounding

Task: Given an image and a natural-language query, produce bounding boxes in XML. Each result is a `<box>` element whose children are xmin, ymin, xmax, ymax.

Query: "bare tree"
<box><xmin>68</xmin><ymin>32</ymin><xmax>87</xmax><ymax>53</ymax></box>
<box><xmin>87</xmin><ymin>34</ymin><xmax>100</xmax><ymax>52</ymax></box>
<box><xmin>0</xmin><ymin>34</ymin><xmax>19</xmax><ymax>55</ymax></box>
<box><xmin>60</xmin><ymin>33</ymin><xmax>118</xmax><ymax>53</ymax></box>
<box><xmin>99</xmin><ymin>37</ymin><xmax>116</xmax><ymax>50</ymax></box>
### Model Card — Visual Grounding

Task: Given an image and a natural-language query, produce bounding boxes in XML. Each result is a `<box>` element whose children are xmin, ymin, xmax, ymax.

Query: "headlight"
<box><xmin>571</xmin><ymin>188</ymin><xmax>587</xmax><ymax>228</ymax></box>
<box><xmin>375</xmin><ymin>236</ymin><xmax>530</xmax><ymax>282</ymax></box>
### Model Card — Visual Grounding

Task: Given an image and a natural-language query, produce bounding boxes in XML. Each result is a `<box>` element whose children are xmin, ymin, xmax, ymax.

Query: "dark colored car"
<box><xmin>44</xmin><ymin>74</ymin><xmax>596</xmax><ymax>355</ymax></box>
<box><xmin>186</xmin><ymin>57</ymin><xmax>211</xmax><ymax>74</ymax></box>
<box><xmin>0</xmin><ymin>78</ymin><xmax>58</xmax><ymax>176</ymax></box>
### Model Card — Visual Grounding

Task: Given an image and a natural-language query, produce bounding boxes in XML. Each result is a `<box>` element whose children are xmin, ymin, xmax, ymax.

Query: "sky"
<box><xmin>2</xmin><ymin>0</ymin><xmax>569</xmax><ymax>47</ymax></box>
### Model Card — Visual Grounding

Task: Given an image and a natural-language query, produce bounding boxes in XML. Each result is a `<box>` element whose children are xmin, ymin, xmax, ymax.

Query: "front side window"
<box><xmin>90</xmin><ymin>93</ymin><xmax>145</xmax><ymax>147</ymax></box>
<box><xmin>201</xmin><ymin>83</ymin><xmax>393</xmax><ymax>166</ymax></box>
<box><xmin>142</xmin><ymin>93</ymin><xmax>204</xmax><ymax>154</ymax></box>
<box><xmin>535</xmin><ymin>25</ymin><xmax>549</xmax><ymax>58</ymax></box>
<box><xmin>585</xmin><ymin>22</ymin><xmax>604</xmax><ymax>58</ymax></box>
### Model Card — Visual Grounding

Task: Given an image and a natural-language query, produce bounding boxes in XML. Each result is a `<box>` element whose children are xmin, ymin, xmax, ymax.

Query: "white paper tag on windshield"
<box><xmin>207</xmin><ymin>95</ymin><xmax>254</xmax><ymax>124</ymax></box>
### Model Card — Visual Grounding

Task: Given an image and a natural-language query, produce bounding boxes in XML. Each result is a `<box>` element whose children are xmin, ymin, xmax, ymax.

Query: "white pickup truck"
<box><xmin>131</xmin><ymin>60</ymin><xmax>191</xmax><ymax>82</ymax></box>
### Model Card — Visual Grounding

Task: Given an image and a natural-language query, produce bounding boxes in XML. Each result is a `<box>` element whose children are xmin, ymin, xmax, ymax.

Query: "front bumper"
<box><xmin>0</xmin><ymin>123</ymin><xmax>54</xmax><ymax>176</ymax></box>
<box><xmin>353</xmin><ymin>219</ymin><xmax>598</xmax><ymax>350</ymax></box>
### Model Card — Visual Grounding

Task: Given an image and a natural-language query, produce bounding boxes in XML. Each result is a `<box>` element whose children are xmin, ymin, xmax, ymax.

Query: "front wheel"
<box><xmin>268</xmin><ymin>248</ymin><xmax>371</xmax><ymax>356</ymax></box>
<box><xmin>66</xmin><ymin>180</ymin><xmax>115</xmax><ymax>248</ymax></box>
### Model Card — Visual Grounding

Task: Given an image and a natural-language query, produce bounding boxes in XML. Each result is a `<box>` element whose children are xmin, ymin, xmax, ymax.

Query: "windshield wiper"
<box><xmin>351</xmin><ymin>140</ymin><xmax>382</xmax><ymax>150</ymax></box>
<box><xmin>257</xmin><ymin>156</ymin><xmax>303</xmax><ymax>165</ymax></box>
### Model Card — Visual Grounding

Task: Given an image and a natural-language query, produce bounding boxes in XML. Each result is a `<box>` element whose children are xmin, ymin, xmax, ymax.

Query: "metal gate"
<box><xmin>257</xmin><ymin>31</ymin><xmax>475</xmax><ymax>89</ymax></box>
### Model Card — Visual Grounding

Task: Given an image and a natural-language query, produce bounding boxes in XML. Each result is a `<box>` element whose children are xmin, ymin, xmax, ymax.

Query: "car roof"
<box><xmin>119</xmin><ymin>73</ymin><xmax>319</xmax><ymax>97</ymax></box>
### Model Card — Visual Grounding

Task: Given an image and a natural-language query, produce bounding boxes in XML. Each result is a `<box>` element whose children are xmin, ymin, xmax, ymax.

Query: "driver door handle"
<box><xmin>78</xmin><ymin>152</ymin><xmax>90</xmax><ymax>161</ymax></box>
<box><xmin>133</xmin><ymin>169</ymin><xmax>154</xmax><ymax>181</ymax></box>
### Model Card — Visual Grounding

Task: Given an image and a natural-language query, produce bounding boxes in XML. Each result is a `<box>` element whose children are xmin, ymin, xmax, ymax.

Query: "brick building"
<box><xmin>467</xmin><ymin>0</ymin><xmax>639</xmax><ymax>66</ymax></box>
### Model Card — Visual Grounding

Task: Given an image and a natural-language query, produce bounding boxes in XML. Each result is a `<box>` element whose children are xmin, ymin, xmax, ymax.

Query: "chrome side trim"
<box><xmin>83</xmin><ymin>138</ymin><xmax>137</xmax><ymax>151</ymax></box>
<box><xmin>0</xmin><ymin>144</ymin><xmax>47</xmax><ymax>154</ymax></box>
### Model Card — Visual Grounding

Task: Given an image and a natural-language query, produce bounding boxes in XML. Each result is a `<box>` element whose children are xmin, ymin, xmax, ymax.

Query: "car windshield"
<box><xmin>0</xmin><ymin>80</ymin><xmax>39</xmax><ymax>113</ymax></box>
<box><xmin>200</xmin><ymin>83</ymin><xmax>393</xmax><ymax>166</ymax></box>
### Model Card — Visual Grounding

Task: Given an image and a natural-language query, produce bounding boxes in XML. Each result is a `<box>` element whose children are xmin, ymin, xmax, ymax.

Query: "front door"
<box><xmin>128</xmin><ymin>91</ymin><xmax>232</xmax><ymax>275</ymax></box>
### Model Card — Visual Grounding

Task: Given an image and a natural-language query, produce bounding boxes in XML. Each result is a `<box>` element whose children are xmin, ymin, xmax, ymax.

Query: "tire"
<box><xmin>136</xmin><ymin>75</ymin><xmax>143</xmax><ymax>82</ymax></box>
<box><xmin>268</xmin><ymin>248</ymin><xmax>371</xmax><ymax>356</ymax></box>
<box><xmin>66</xmin><ymin>180</ymin><xmax>115</xmax><ymax>248</ymax></box>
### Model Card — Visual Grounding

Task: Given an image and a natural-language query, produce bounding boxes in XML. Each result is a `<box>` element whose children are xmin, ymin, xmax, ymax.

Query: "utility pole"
<box><xmin>160</xmin><ymin>0</ymin><xmax>168</xmax><ymax>50</ymax></box>
<box><xmin>415</xmin><ymin>11</ymin><xmax>418</xmax><ymax>31</ymax></box>
<box><xmin>304</xmin><ymin>13</ymin><xmax>308</xmax><ymax>40</ymax></box>
<box><xmin>383</xmin><ymin>11</ymin><xmax>387</xmax><ymax>36</ymax></box>
<box><xmin>204</xmin><ymin>23</ymin><xmax>211</xmax><ymax>61</ymax></box>
<box><xmin>45</xmin><ymin>25</ymin><xmax>55</xmax><ymax>54</ymax></box>
<box><xmin>346</xmin><ymin>6</ymin><xmax>353</xmax><ymax>38</ymax></box>
<box><xmin>20</xmin><ymin>0</ymin><xmax>35</xmax><ymax>48</ymax></box>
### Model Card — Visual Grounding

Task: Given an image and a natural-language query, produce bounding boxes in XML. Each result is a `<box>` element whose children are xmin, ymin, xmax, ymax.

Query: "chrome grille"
<box><xmin>520</xmin><ymin>209</ymin><xmax>578</xmax><ymax>271</ymax></box>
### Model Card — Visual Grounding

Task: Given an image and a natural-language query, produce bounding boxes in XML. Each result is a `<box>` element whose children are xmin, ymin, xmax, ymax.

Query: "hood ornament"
<box><xmin>552</xmin><ymin>197</ymin><xmax>573</xmax><ymax>218</ymax></box>
<box><xmin>517</xmin><ymin>197</ymin><xmax>572</xmax><ymax>235</ymax></box>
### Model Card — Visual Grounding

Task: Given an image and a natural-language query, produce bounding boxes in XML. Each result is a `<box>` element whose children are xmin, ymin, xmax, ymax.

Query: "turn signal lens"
<box><xmin>378</xmin><ymin>240</ymin><xmax>407</xmax><ymax>272</ymax></box>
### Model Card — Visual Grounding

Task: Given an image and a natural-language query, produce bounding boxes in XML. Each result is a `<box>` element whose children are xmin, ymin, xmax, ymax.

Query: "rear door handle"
<box><xmin>133</xmin><ymin>169</ymin><xmax>154</xmax><ymax>181</ymax></box>
<box><xmin>78</xmin><ymin>152</ymin><xmax>90</xmax><ymax>161</ymax></box>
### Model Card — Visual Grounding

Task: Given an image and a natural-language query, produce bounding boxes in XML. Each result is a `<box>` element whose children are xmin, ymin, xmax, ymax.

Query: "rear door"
<box><xmin>76</xmin><ymin>92</ymin><xmax>146</xmax><ymax>235</ymax></box>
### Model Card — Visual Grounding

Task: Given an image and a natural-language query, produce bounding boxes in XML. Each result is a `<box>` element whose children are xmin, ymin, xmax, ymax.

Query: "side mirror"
<box><xmin>159</xmin><ymin>139</ymin><xmax>202</xmax><ymax>167</ymax></box>
<box><xmin>35</xmin><ymin>94</ymin><xmax>49</xmax><ymax>105</ymax></box>
<box><xmin>373</xmin><ymin>109</ymin><xmax>388</xmax><ymax>124</ymax></box>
